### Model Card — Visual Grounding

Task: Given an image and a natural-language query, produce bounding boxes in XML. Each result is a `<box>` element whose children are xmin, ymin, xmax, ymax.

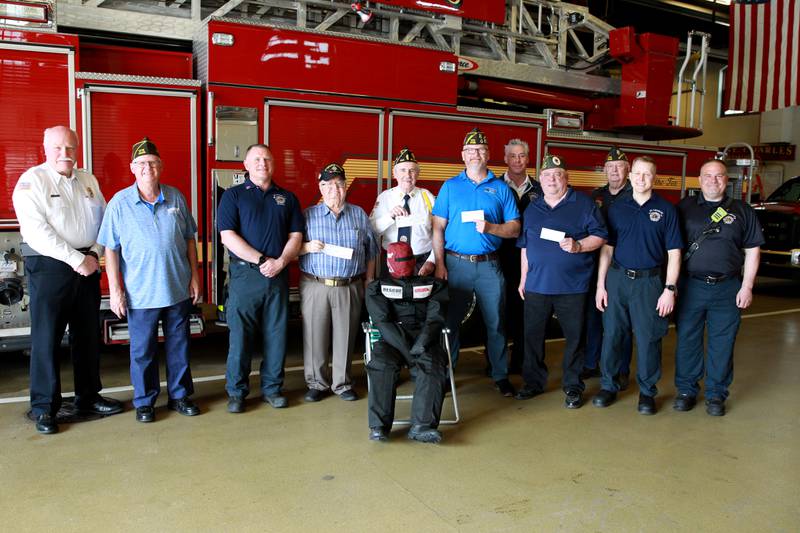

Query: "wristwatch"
<box><xmin>664</xmin><ymin>284</ymin><xmax>677</xmax><ymax>292</ymax></box>
<box><xmin>258</xmin><ymin>255</ymin><xmax>267</xmax><ymax>266</ymax></box>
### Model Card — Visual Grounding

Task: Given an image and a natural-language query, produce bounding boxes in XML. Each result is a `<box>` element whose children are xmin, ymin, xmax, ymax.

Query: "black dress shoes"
<box><xmin>705</xmin><ymin>398</ymin><xmax>726</xmax><ymax>416</ymax></box>
<box><xmin>407</xmin><ymin>425</ymin><xmax>442</xmax><ymax>444</ymax></box>
<box><xmin>35</xmin><ymin>414</ymin><xmax>58</xmax><ymax>434</ymax></box>
<box><xmin>136</xmin><ymin>406</ymin><xmax>155</xmax><ymax>423</ymax></box>
<box><xmin>638</xmin><ymin>393</ymin><xmax>656</xmax><ymax>415</ymax></box>
<box><xmin>673</xmin><ymin>393</ymin><xmax>697</xmax><ymax>412</ymax></box>
<box><xmin>263</xmin><ymin>393</ymin><xmax>288</xmax><ymax>409</ymax></box>
<box><xmin>369</xmin><ymin>428</ymin><xmax>388</xmax><ymax>442</ymax></box>
<box><xmin>339</xmin><ymin>389</ymin><xmax>359</xmax><ymax>401</ymax></box>
<box><xmin>168</xmin><ymin>397</ymin><xmax>200</xmax><ymax>416</ymax></box>
<box><xmin>495</xmin><ymin>379</ymin><xmax>516</xmax><ymax>397</ymax></box>
<box><xmin>304</xmin><ymin>389</ymin><xmax>325</xmax><ymax>402</ymax></box>
<box><xmin>76</xmin><ymin>396</ymin><xmax>123</xmax><ymax>416</ymax></box>
<box><xmin>514</xmin><ymin>386</ymin><xmax>543</xmax><ymax>400</ymax></box>
<box><xmin>227</xmin><ymin>398</ymin><xmax>244</xmax><ymax>413</ymax></box>
<box><xmin>592</xmin><ymin>389</ymin><xmax>617</xmax><ymax>407</ymax></box>
<box><xmin>564</xmin><ymin>389</ymin><xmax>583</xmax><ymax>409</ymax></box>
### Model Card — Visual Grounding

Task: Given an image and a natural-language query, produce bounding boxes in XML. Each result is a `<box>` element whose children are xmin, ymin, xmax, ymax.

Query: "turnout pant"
<box><xmin>26</xmin><ymin>255</ymin><xmax>102</xmax><ymax>416</ymax></box>
<box><xmin>128</xmin><ymin>298</ymin><xmax>194</xmax><ymax>408</ymax></box>
<box><xmin>366</xmin><ymin>341</ymin><xmax>447</xmax><ymax>431</ymax></box>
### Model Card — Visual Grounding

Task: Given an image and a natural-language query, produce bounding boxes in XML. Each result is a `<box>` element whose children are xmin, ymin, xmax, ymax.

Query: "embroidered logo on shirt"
<box><xmin>483</xmin><ymin>187</ymin><xmax>497</xmax><ymax>195</ymax></box>
<box><xmin>381</xmin><ymin>284</ymin><xmax>404</xmax><ymax>299</ymax></box>
<box><xmin>413</xmin><ymin>284</ymin><xmax>433</xmax><ymax>299</ymax></box>
<box><xmin>274</xmin><ymin>194</ymin><xmax>286</xmax><ymax>206</ymax></box>
<box><xmin>86</xmin><ymin>187</ymin><xmax>94</xmax><ymax>199</ymax></box>
<box><xmin>648</xmin><ymin>209</ymin><xmax>663</xmax><ymax>222</ymax></box>
<box><xmin>722</xmin><ymin>214</ymin><xmax>737</xmax><ymax>225</ymax></box>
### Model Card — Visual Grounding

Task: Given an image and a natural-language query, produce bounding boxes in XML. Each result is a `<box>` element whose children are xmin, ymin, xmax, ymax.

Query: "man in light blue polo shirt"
<box><xmin>432</xmin><ymin>127</ymin><xmax>520</xmax><ymax>397</ymax></box>
<box><xmin>98</xmin><ymin>138</ymin><xmax>201</xmax><ymax>423</ymax></box>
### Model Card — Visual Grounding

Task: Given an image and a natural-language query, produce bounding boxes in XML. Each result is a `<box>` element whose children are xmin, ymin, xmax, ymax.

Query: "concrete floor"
<box><xmin>0</xmin><ymin>278</ymin><xmax>798</xmax><ymax>532</ymax></box>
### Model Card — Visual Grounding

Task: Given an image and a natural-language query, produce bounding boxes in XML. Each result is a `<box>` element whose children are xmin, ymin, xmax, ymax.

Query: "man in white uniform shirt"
<box><xmin>12</xmin><ymin>125</ymin><xmax>122</xmax><ymax>435</ymax></box>
<box><xmin>370</xmin><ymin>148</ymin><xmax>436</xmax><ymax>277</ymax></box>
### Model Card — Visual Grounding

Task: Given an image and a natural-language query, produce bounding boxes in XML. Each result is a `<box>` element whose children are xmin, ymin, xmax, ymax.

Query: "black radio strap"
<box><xmin>683</xmin><ymin>196</ymin><xmax>734</xmax><ymax>262</ymax></box>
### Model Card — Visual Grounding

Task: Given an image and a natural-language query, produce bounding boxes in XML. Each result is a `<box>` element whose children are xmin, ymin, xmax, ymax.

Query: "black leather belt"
<box><xmin>20</xmin><ymin>243</ymin><xmax>92</xmax><ymax>257</ymax></box>
<box><xmin>233</xmin><ymin>260</ymin><xmax>260</xmax><ymax>269</ymax></box>
<box><xmin>302</xmin><ymin>273</ymin><xmax>364</xmax><ymax>287</ymax></box>
<box><xmin>612</xmin><ymin>262</ymin><xmax>661</xmax><ymax>280</ymax></box>
<box><xmin>689</xmin><ymin>272</ymin><xmax>739</xmax><ymax>285</ymax></box>
<box><xmin>446</xmin><ymin>250</ymin><xmax>498</xmax><ymax>263</ymax></box>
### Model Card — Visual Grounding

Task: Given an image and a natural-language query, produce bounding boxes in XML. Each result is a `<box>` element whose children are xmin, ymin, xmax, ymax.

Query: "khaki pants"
<box><xmin>300</xmin><ymin>277</ymin><xmax>363</xmax><ymax>394</ymax></box>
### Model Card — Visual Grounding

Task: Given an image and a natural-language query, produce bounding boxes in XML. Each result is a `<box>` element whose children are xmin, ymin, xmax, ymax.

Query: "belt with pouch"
<box><xmin>445</xmin><ymin>250</ymin><xmax>498</xmax><ymax>263</ymax></box>
<box><xmin>611</xmin><ymin>261</ymin><xmax>661</xmax><ymax>280</ymax></box>
<box><xmin>302</xmin><ymin>273</ymin><xmax>364</xmax><ymax>287</ymax></box>
<box><xmin>688</xmin><ymin>272</ymin><xmax>739</xmax><ymax>285</ymax></box>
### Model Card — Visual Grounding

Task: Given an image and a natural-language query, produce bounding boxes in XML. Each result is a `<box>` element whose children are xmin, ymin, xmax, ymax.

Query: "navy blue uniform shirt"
<box><xmin>677</xmin><ymin>194</ymin><xmax>764</xmax><ymax>276</ymax></box>
<box><xmin>608</xmin><ymin>192</ymin><xmax>683</xmax><ymax>270</ymax></box>
<box><xmin>217</xmin><ymin>178</ymin><xmax>304</xmax><ymax>260</ymax></box>
<box><xmin>518</xmin><ymin>188</ymin><xmax>608</xmax><ymax>294</ymax></box>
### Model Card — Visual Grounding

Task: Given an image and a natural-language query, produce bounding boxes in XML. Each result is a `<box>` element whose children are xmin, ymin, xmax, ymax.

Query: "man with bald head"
<box><xmin>13</xmin><ymin>126</ymin><xmax>122</xmax><ymax>434</ymax></box>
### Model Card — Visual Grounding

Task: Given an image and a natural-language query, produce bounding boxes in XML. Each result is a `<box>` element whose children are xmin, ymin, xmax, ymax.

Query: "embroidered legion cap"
<box><xmin>131</xmin><ymin>137</ymin><xmax>160</xmax><ymax>161</ymax></box>
<box><xmin>541</xmin><ymin>153</ymin><xmax>566</xmax><ymax>171</ymax></box>
<box><xmin>319</xmin><ymin>163</ymin><xmax>346</xmax><ymax>181</ymax></box>
<box><xmin>606</xmin><ymin>146</ymin><xmax>628</xmax><ymax>162</ymax></box>
<box><xmin>463</xmin><ymin>127</ymin><xmax>488</xmax><ymax>147</ymax></box>
<box><xmin>394</xmin><ymin>147</ymin><xmax>417</xmax><ymax>166</ymax></box>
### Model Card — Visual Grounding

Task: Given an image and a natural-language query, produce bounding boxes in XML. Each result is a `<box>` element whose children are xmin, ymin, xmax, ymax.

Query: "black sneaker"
<box><xmin>565</xmin><ymin>390</ymin><xmax>583</xmax><ymax>409</ymax></box>
<box><xmin>495</xmin><ymin>379</ymin><xmax>516</xmax><ymax>397</ymax></box>
<box><xmin>637</xmin><ymin>393</ymin><xmax>656</xmax><ymax>415</ymax></box>
<box><xmin>673</xmin><ymin>393</ymin><xmax>697</xmax><ymax>412</ymax></box>
<box><xmin>592</xmin><ymin>389</ymin><xmax>617</xmax><ymax>408</ymax></box>
<box><xmin>705</xmin><ymin>398</ymin><xmax>726</xmax><ymax>416</ymax></box>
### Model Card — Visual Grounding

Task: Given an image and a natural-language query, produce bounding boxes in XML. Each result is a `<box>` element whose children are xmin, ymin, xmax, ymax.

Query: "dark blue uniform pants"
<box><xmin>366</xmin><ymin>341</ymin><xmax>447</xmax><ymax>431</ymax></box>
<box><xmin>584</xmin><ymin>292</ymin><xmax>632</xmax><ymax>374</ymax></box>
<box><xmin>522</xmin><ymin>292</ymin><xmax>586</xmax><ymax>392</ymax></box>
<box><xmin>127</xmin><ymin>298</ymin><xmax>194</xmax><ymax>408</ymax></box>
<box><xmin>26</xmin><ymin>256</ymin><xmax>102</xmax><ymax>416</ymax></box>
<box><xmin>225</xmin><ymin>262</ymin><xmax>288</xmax><ymax>399</ymax></box>
<box><xmin>601</xmin><ymin>267</ymin><xmax>669</xmax><ymax>396</ymax></box>
<box><xmin>674</xmin><ymin>277</ymin><xmax>741</xmax><ymax>400</ymax></box>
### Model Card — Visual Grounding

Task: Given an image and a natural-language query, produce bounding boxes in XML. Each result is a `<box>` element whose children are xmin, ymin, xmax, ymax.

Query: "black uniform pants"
<box><xmin>26</xmin><ymin>256</ymin><xmax>102</xmax><ymax>416</ymax></box>
<box><xmin>366</xmin><ymin>340</ymin><xmax>447</xmax><ymax>431</ymax></box>
<box><xmin>522</xmin><ymin>292</ymin><xmax>586</xmax><ymax>393</ymax></box>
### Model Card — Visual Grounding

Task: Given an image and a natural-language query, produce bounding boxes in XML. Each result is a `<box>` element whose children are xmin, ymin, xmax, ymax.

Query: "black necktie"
<box><xmin>397</xmin><ymin>193</ymin><xmax>411</xmax><ymax>243</ymax></box>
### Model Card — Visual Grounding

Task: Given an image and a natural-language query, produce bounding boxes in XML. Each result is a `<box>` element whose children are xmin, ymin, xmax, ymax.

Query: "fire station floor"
<box><xmin>0</xmin><ymin>278</ymin><xmax>798</xmax><ymax>532</ymax></box>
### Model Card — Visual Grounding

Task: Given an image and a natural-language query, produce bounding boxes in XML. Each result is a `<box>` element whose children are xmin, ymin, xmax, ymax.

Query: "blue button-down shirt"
<box><xmin>98</xmin><ymin>184</ymin><xmax>197</xmax><ymax>309</ymax></box>
<box><xmin>518</xmin><ymin>188</ymin><xmax>608</xmax><ymax>294</ymax></box>
<box><xmin>432</xmin><ymin>169</ymin><xmax>519</xmax><ymax>254</ymax></box>
<box><xmin>608</xmin><ymin>192</ymin><xmax>683</xmax><ymax>270</ymax></box>
<box><xmin>299</xmin><ymin>202</ymin><xmax>379</xmax><ymax>278</ymax></box>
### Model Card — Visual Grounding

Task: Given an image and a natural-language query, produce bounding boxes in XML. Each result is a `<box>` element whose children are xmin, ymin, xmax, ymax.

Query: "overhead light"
<box><xmin>212</xmin><ymin>33</ymin><xmax>234</xmax><ymax>46</ymax></box>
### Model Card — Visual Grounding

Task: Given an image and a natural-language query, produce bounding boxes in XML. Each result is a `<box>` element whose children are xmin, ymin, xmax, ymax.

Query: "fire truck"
<box><xmin>0</xmin><ymin>0</ymin><xmax>717</xmax><ymax>350</ymax></box>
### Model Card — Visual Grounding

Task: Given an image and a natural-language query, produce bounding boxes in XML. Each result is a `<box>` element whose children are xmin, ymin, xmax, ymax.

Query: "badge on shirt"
<box><xmin>648</xmin><ymin>209</ymin><xmax>663</xmax><ymax>222</ymax></box>
<box><xmin>710</xmin><ymin>207</ymin><xmax>728</xmax><ymax>223</ymax></box>
<box><xmin>381</xmin><ymin>284</ymin><xmax>404</xmax><ymax>299</ymax></box>
<box><xmin>413</xmin><ymin>284</ymin><xmax>433</xmax><ymax>299</ymax></box>
<box><xmin>722</xmin><ymin>214</ymin><xmax>737</xmax><ymax>225</ymax></box>
<box><xmin>273</xmin><ymin>193</ymin><xmax>286</xmax><ymax>206</ymax></box>
<box><xmin>86</xmin><ymin>187</ymin><xmax>94</xmax><ymax>199</ymax></box>
<box><xmin>483</xmin><ymin>187</ymin><xmax>497</xmax><ymax>196</ymax></box>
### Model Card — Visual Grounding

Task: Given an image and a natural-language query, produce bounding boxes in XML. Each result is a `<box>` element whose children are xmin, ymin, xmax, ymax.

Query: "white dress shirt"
<box><xmin>369</xmin><ymin>185</ymin><xmax>436</xmax><ymax>263</ymax></box>
<box><xmin>12</xmin><ymin>163</ymin><xmax>106</xmax><ymax>269</ymax></box>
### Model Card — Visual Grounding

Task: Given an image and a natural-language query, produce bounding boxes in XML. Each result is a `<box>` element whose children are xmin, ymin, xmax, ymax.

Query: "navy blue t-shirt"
<box><xmin>607</xmin><ymin>192</ymin><xmax>683</xmax><ymax>270</ymax></box>
<box><xmin>517</xmin><ymin>188</ymin><xmax>608</xmax><ymax>294</ymax></box>
<box><xmin>216</xmin><ymin>178</ymin><xmax>304</xmax><ymax>260</ymax></box>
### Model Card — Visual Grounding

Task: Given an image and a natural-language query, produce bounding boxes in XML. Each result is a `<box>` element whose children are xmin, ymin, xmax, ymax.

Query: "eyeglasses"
<box><xmin>132</xmin><ymin>161</ymin><xmax>161</xmax><ymax>169</ymax></box>
<box><xmin>463</xmin><ymin>148</ymin><xmax>488</xmax><ymax>155</ymax></box>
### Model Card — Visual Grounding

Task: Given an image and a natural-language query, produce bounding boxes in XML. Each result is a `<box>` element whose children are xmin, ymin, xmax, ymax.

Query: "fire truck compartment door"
<box><xmin>215</xmin><ymin>106</ymin><xmax>258</xmax><ymax>162</ymax></box>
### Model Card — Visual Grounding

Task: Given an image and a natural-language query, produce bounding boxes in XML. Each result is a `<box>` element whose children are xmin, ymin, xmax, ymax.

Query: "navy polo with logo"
<box><xmin>607</xmin><ymin>192</ymin><xmax>683</xmax><ymax>269</ymax></box>
<box><xmin>217</xmin><ymin>178</ymin><xmax>304</xmax><ymax>259</ymax></box>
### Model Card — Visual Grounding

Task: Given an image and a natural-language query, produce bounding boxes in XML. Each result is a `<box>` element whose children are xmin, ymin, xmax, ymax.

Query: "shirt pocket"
<box><xmin>84</xmin><ymin>197</ymin><xmax>104</xmax><ymax>232</ymax></box>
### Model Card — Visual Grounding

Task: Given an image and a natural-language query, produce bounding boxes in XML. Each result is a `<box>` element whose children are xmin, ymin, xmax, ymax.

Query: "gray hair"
<box><xmin>504</xmin><ymin>139</ymin><xmax>529</xmax><ymax>156</ymax></box>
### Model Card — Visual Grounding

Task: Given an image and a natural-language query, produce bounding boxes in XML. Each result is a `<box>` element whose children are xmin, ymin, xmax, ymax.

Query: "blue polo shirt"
<box><xmin>216</xmin><ymin>178</ymin><xmax>304</xmax><ymax>260</ymax></box>
<box><xmin>608</xmin><ymin>192</ymin><xmax>683</xmax><ymax>270</ymax></box>
<box><xmin>97</xmin><ymin>184</ymin><xmax>197</xmax><ymax>309</ymax></box>
<box><xmin>517</xmin><ymin>188</ymin><xmax>608</xmax><ymax>294</ymax></box>
<box><xmin>431</xmin><ymin>170</ymin><xmax>520</xmax><ymax>254</ymax></box>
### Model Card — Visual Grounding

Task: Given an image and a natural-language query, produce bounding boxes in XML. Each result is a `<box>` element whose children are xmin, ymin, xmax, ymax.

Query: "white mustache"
<box><xmin>57</xmin><ymin>157</ymin><xmax>75</xmax><ymax>164</ymax></box>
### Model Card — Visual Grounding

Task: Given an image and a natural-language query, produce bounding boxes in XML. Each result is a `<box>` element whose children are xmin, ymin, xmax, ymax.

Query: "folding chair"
<box><xmin>362</xmin><ymin>321</ymin><xmax>460</xmax><ymax>425</ymax></box>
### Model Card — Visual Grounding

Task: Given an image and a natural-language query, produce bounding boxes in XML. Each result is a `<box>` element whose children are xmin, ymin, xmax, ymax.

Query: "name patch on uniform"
<box><xmin>710</xmin><ymin>207</ymin><xmax>728</xmax><ymax>223</ymax></box>
<box><xmin>648</xmin><ymin>209</ymin><xmax>663</xmax><ymax>222</ymax></box>
<box><xmin>273</xmin><ymin>194</ymin><xmax>286</xmax><ymax>206</ymax></box>
<box><xmin>381</xmin><ymin>284</ymin><xmax>404</xmax><ymax>299</ymax></box>
<box><xmin>413</xmin><ymin>284</ymin><xmax>433</xmax><ymax>299</ymax></box>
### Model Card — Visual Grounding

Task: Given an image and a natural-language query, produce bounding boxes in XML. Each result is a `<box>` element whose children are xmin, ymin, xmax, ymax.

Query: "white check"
<box><xmin>461</xmin><ymin>210</ymin><xmax>485</xmax><ymax>223</ymax></box>
<box><xmin>396</xmin><ymin>212</ymin><xmax>426</xmax><ymax>228</ymax></box>
<box><xmin>322</xmin><ymin>243</ymin><xmax>354</xmax><ymax>260</ymax></box>
<box><xmin>540</xmin><ymin>227</ymin><xmax>566</xmax><ymax>242</ymax></box>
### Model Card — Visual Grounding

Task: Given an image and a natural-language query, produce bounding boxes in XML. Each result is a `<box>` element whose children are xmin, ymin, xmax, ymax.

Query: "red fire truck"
<box><xmin>0</xmin><ymin>1</ymin><xmax>716</xmax><ymax>350</ymax></box>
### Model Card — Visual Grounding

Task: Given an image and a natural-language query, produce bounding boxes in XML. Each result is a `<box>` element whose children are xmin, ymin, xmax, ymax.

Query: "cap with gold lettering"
<box><xmin>394</xmin><ymin>147</ymin><xmax>417</xmax><ymax>166</ymax></box>
<box><xmin>131</xmin><ymin>137</ymin><xmax>160</xmax><ymax>161</ymax></box>
<box><xmin>541</xmin><ymin>153</ymin><xmax>566</xmax><ymax>171</ymax></box>
<box><xmin>606</xmin><ymin>146</ymin><xmax>628</xmax><ymax>162</ymax></box>
<box><xmin>463</xmin><ymin>127</ymin><xmax>488</xmax><ymax>147</ymax></box>
<box><xmin>319</xmin><ymin>163</ymin><xmax>346</xmax><ymax>181</ymax></box>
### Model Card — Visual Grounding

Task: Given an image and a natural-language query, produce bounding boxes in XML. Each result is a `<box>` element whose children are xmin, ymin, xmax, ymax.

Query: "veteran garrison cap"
<box><xmin>463</xmin><ymin>127</ymin><xmax>488</xmax><ymax>147</ymax></box>
<box><xmin>394</xmin><ymin>147</ymin><xmax>417</xmax><ymax>166</ymax></box>
<box><xmin>541</xmin><ymin>153</ymin><xmax>566</xmax><ymax>171</ymax></box>
<box><xmin>319</xmin><ymin>163</ymin><xmax>346</xmax><ymax>181</ymax></box>
<box><xmin>131</xmin><ymin>137</ymin><xmax>160</xmax><ymax>161</ymax></box>
<box><xmin>606</xmin><ymin>146</ymin><xmax>628</xmax><ymax>162</ymax></box>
